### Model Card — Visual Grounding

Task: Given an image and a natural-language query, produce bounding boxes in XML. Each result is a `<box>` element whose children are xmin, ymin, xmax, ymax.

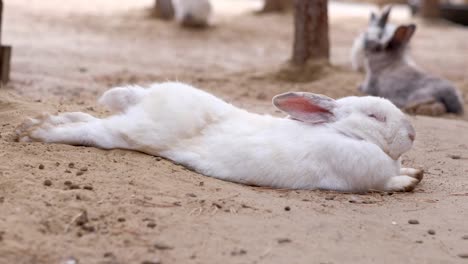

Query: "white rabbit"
<box><xmin>172</xmin><ymin>0</ymin><xmax>212</xmax><ymax>28</ymax></box>
<box><xmin>351</xmin><ymin>6</ymin><xmax>397</xmax><ymax>72</ymax></box>
<box><xmin>16</xmin><ymin>82</ymin><xmax>423</xmax><ymax>192</ymax></box>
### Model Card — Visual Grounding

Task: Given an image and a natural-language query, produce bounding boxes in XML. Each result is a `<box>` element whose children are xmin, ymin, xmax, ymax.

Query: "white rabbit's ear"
<box><xmin>273</xmin><ymin>92</ymin><xmax>336</xmax><ymax>124</ymax></box>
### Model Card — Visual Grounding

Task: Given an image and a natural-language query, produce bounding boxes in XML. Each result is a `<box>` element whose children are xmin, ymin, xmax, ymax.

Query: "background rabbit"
<box><xmin>172</xmin><ymin>0</ymin><xmax>212</xmax><ymax>28</ymax></box>
<box><xmin>360</xmin><ymin>23</ymin><xmax>464</xmax><ymax>115</ymax></box>
<box><xmin>350</xmin><ymin>6</ymin><xmax>396</xmax><ymax>72</ymax></box>
<box><xmin>16</xmin><ymin>82</ymin><xmax>423</xmax><ymax>193</ymax></box>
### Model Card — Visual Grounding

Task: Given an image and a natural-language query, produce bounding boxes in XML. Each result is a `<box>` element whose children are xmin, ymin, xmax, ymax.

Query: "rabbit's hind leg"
<box><xmin>46</xmin><ymin>112</ymin><xmax>97</xmax><ymax>125</ymax></box>
<box><xmin>16</xmin><ymin>112</ymin><xmax>126</xmax><ymax>150</ymax></box>
<box><xmin>15</xmin><ymin>112</ymin><xmax>97</xmax><ymax>135</ymax></box>
<box><xmin>404</xmin><ymin>100</ymin><xmax>446</xmax><ymax>116</ymax></box>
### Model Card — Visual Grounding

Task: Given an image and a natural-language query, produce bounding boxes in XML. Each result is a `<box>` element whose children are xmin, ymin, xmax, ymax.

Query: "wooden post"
<box><xmin>0</xmin><ymin>0</ymin><xmax>12</xmax><ymax>84</ymax></box>
<box><xmin>292</xmin><ymin>0</ymin><xmax>329</xmax><ymax>65</ymax></box>
<box><xmin>154</xmin><ymin>0</ymin><xmax>175</xmax><ymax>20</ymax></box>
<box><xmin>260</xmin><ymin>0</ymin><xmax>293</xmax><ymax>13</ymax></box>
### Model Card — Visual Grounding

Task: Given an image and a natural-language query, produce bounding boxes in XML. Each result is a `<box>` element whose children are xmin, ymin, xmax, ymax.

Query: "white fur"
<box><xmin>98</xmin><ymin>85</ymin><xmax>147</xmax><ymax>113</ymax></box>
<box><xmin>172</xmin><ymin>0</ymin><xmax>212</xmax><ymax>27</ymax></box>
<box><xmin>16</xmin><ymin>82</ymin><xmax>421</xmax><ymax>192</ymax></box>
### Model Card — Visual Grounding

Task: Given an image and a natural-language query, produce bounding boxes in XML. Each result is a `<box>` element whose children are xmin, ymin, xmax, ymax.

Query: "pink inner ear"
<box><xmin>282</xmin><ymin>97</ymin><xmax>330</xmax><ymax>114</ymax></box>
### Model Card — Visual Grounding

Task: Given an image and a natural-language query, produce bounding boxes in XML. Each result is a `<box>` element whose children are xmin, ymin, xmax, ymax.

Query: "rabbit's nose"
<box><xmin>408</xmin><ymin>132</ymin><xmax>415</xmax><ymax>141</ymax></box>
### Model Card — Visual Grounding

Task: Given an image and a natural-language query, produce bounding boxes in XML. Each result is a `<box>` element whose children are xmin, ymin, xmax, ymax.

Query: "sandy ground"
<box><xmin>1</xmin><ymin>1</ymin><xmax>468</xmax><ymax>263</ymax></box>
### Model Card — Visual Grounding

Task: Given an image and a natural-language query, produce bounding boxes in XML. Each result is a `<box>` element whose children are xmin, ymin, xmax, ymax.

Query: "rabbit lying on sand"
<box><xmin>16</xmin><ymin>82</ymin><xmax>423</xmax><ymax>192</ymax></box>
<box><xmin>172</xmin><ymin>0</ymin><xmax>212</xmax><ymax>28</ymax></box>
<box><xmin>358</xmin><ymin>8</ymin><xmax>464</xmax><ymax>115</ymax></box>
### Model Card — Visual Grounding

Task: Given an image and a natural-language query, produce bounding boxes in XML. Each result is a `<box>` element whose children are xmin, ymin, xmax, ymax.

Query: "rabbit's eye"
<box><xmin>368</xmin><ymin>114</ymin><xmax>386</xmax><ymax>122</ymax></box>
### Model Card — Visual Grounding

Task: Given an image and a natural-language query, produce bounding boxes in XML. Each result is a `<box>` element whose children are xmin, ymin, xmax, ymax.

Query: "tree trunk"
<box><xmin>419</xmin><ymin>0</ymin><xmax>440</xmax><ymax>18</ymax></box>
<box><xmin>0</xmin><ymin>0</ymin><xmax>11</xmax><ymax>85</ymax></box>
<box><xmin>0</xmin><ymin>0</ymin><xmax>2</xmax><ymax>44</ymax></box>
<box><xmin>292</xmin><ymin>0</ymin><xmax>329</xmax><ymax>65</ymax></box>
<box><xmin>154</xmin><ymin>0</ymin><xmax>174</xmax><ymax>20</ymax></box>
<box><xmin>261</xmin><ymin>0</ymin><xmax>293</xmax><ymax>13</ymax></box>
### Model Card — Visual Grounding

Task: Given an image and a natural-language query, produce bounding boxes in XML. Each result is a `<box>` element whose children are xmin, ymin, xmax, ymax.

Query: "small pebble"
<box><xmin>277</xmin><ymin>238</ymin><xmax>292</xmax><ymax>244</ymax></box>
<box><xmin>427</xmin><ymin>229</ymin><xmax>436</xmax><ymax>235</ymax></box>
<box><xmin>75</xmin><ymin>211</ymin><xmax>88</xmax><ymax>226</ymax></box>
<box><xmin>199</xmin><ymin>181</ymin><xmax>204</xmax><ymax>186</ymax></box>
<box><xmin>154</xmin><ymin>242</ymin><xmax>173</xmax><ymax>250</ymax></box>
<box><xmin>284</xmin><ymin>206</ymin><xmax>291</xmax><ymax>211</ymax></box>
<box><xmin>415</xmin><ymin>240</ymin><xmax>423</xmax><ymax>244</ymax></box>
<box><xmin>231</xmin><ymin>249</ymin><xmax>247</xmax><ymax>256</ymax></box>
<box><xmin>76</xmin><ymin>171</ymin><xmax>84</xmax><ymax>176</ymax></box>
<box><xmin>83</xmin><ymin>185</ymin><xmax>93</xmax><ymax>191</ymax></box>
<box><xmin>38</xmin><ymin>164</ymin><xmax>45</xmax><ymax>170</ymax></box>
<box><xmin>147</xmin><ymin>222</ymin><xmax>157</xmax><ymax>228</ymax></box>
<box><xmin>458</xmin><ymin>254</ymin><xmax>468</xmax><ymax>259</ymax></box>
<box><xmin>43</xmin><ymin>179</ymin><xmax>52</xmax><ymax>186</ymax></box>
<box><xmin>80</xmin><ymin>167</ymin><xmax>88</xmax><ymax>172</ymax></box>
<box><xmin>449</xmin><ymin>154</ymin><xmax>461</xmax><ymax>160</ymax></box>
<box><xmin>117</xmin><ymin>217</ymin><xmax>126</xmax><ymax>222</ymax></box>
<box><xmin>68</xmin><ymin>162</ymin><xmax>75</xmax><ymax>168</ymax></box>
<box><xmin>103</xmin><ymin>252</ymin><xmax>114</xmax><ymax>258</ymax></box>
<box><xmin>81</xmin><ymin>225</ymin><xmax>95</xmax><ymax>232</ymax></box>
<box><xmin>65</xmin><ymin>170</ymin><xmax>71</xmax><ymax>173</ymax></box>
<box><xmin>69</xmin><ymin>184</ymin><xmax>80</xmax><ymax>190</ymax></box>
<box><xmin>55</xmin><ymin>162</ymin><xmax>60</xmax><ymax>166</ymax></box>
<box><xmin>408</xmin><ymin>219</ymin><xmax>420</xmax><ymax>225</ymax></box>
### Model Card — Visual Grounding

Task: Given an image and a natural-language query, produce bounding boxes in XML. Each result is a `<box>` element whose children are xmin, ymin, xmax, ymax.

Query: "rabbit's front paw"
<box><xmin>400</xmin><ymin>167</ymin><xmax>423</xmax><ymax>181</ymax></box>
<box><xmin>384</xmin><ymin>176</ymin><xmax>420</xmax><ymax>192</ymax></box>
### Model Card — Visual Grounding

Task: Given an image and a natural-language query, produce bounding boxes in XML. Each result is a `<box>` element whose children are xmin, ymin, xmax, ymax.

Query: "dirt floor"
<box><xmin>1</xmin><ymin>0</ymin><xmax>468</xmax><ymax>263</ymax></box>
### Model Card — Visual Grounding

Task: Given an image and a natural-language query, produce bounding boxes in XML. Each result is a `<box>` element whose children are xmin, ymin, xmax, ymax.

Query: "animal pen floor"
<box><xmin>1</xmin><ymin>0</ymin><xmax>468</xmax><ymax>263</ymax></box>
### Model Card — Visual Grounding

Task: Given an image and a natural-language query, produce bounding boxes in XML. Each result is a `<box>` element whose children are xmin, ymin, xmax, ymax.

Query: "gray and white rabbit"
<box><xmin>16</xmin><ymin>82</ymin><xmax>422</xmax><ymax>193</ymax></box>
<box><xmin>359</xmin><ymin>17</ymin><xmax>464</xmax><ymax>115</ymax></box>
<box><xmin>350</xmin><ymin>6</ymin><xmax>397</xmax><ymax>72</ymax></box>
